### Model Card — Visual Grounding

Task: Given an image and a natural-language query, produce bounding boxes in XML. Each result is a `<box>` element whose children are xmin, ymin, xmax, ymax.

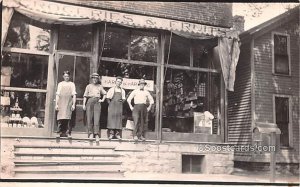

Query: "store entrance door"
<box><xmin>55</xmin><ymin>54</ymin><xmax>91</xmax><ymax>137</ymax></box>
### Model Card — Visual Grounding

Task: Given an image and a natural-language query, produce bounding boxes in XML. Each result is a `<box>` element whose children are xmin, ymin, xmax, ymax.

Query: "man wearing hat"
<box><xmin>127</xmin><ymin>78</ymin><xmax>154</xmax><ymax>141</ymax></box>
<box><xmin>83</xmin><ymin>73</ymin><xmax>107</xmax><ymax>141</ymax></box>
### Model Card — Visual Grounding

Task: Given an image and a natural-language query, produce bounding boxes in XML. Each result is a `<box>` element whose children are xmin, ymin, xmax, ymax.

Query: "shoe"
<box><xmin>108</xmin><ymin>134</ymin><xmax>114</xmax><ymax>140</ymax></box>
<box><xmin>67</xmin><ymin>134</ymin><xmax>72</xmax><ymax>139</ymax></box>
<box><xmin>88</xmin><ymin>134</ymin><xmax>94</xmax><ymax>140</ymax></box>
<box><xmin>133</xmin><ymin>136</ymin><xmax>138</xmax><ymax>141</ymax></box>
<box><xmin>115</xmin><ymin>135</ymin><xmax>122</xmax><ymax>140</ymax></box>
<box><xmin>139</xmin><ymin>136</ymin><xmax>146</xmax><ymax>141</ymax></box>
<box><xmin>95</xmin><ymin>134</ymin><xmax>100</xmax><ymax>142</ymax></box>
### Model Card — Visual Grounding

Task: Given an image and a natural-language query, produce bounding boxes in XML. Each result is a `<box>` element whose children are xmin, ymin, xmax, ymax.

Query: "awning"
<box><xmin>2</xmin><ymin>0</ymin><xmax>240</xmax><ymax>91</ymax></box>
<box><xmin>3</xmin><ymin>0</ymin><xmax>239</xmax><ymax>39</ymax></box>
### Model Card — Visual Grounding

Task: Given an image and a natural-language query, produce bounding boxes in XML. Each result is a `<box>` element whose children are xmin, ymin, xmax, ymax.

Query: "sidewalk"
<box><xmin>124</xmin><ymin>172</ymin><xmax>299</xmax><ymax>184</ymax></box>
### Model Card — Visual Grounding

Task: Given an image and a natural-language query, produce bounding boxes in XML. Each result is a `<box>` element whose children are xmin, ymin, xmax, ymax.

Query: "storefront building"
<box><xmin>1</xmin><ymin>1</ymin><xmax>240</xmax><ymax>143</ymax></box>
<box><xmin>0</xmin><ymin>0</ymin><xmax>245</xmax><ymax>178</ymax></box>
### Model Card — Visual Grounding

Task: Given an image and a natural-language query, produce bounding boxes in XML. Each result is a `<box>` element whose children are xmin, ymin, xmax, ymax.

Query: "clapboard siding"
<box><xmin>228</xmin><ymin>42</ymin><xmax>252</xmax><ymax>145</ymax></box>
<box><xmin>254</xmin><ymin>17</ymin><xmax>299</xmax><ymax>153</ymax></box>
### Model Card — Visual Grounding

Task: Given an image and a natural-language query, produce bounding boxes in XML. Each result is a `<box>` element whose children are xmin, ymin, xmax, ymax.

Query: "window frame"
<box><xmin>273</xmin><ymin>94</ymin><xmax>293</xmax><ymax>148</ymax></box>
<box><xmin>272</xmin><ymin>32</ymin><xmax>291</xmax><ymax>76</ymax></box>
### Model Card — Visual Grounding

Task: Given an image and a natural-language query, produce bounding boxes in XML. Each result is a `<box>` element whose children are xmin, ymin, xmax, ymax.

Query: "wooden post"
<box><xmin>270</xmin><ymin>132</ymin><xmax>276</xmax><ymax>183</ymax></box>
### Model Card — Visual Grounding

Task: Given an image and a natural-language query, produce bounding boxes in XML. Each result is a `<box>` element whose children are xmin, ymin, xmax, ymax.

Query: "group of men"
<box><xmin>55</xmin><ymin>71</ymin><xmax>154</xmax><ymax>142</ymax></box>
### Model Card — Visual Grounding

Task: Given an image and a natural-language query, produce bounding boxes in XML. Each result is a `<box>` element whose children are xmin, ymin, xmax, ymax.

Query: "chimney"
<box><xmin>233</xmin><ymin>15</ymin><xmax>245</xmax><ymax>34</ymax></box>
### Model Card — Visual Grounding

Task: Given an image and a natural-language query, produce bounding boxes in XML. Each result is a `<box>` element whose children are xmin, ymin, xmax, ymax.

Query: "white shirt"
<box><xmin>107</xmin><ymin>86</ymin><xmax>126</xmax><ymax>100</ymax></box>
<box><xmin>127</xmin><ymin>89</ymin><xmax>154</xmax><ymax>105</ymax></box>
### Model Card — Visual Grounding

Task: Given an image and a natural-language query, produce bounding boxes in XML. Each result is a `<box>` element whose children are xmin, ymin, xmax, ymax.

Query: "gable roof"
<box><xmin>240</xmin><ymin>6</ymin><xmax>299</xmax><ymax>41</ymax></box>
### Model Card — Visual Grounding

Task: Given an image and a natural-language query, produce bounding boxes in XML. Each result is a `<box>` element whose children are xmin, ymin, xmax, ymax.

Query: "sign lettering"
<box><xmin>13</xmin><ymin>0</ymin><xmax>231</xmax><ymax>37</ymax></box>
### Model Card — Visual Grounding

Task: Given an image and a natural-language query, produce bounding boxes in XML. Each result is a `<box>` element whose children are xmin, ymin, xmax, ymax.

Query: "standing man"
<box><xmin>106</xmin><ymin>77</ymin><xmax>126</xmax><ymax>140</ymax></box>
<box><xmin>127</xmin><ymin>79</ymin><xmax>154</xmax><ymax>141</ymax></box>
<box><xmin>83</xmin><ymin>73</ymin><xmax>107</xmax><ymax>142</ymax></box>
<box><xmin>55</xmin><ymin>71</ymin><xmax>76</xmax><ymax>138</ymax></box>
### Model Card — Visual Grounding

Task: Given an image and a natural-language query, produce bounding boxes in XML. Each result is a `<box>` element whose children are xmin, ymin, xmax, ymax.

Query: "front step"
<box><xmin>14</xmin><ymin>169</ymin><xmax>125</xmax><ymax>179</ymax></box>
<box><xmin>14</xmin><ymin>160</ymin><xmax>122</xmax><ymax>166</ymax></box>
<box><xmin>13</xmin><ymin>141</ymin><xmax>125</xmax><ymax>179</ymax></box>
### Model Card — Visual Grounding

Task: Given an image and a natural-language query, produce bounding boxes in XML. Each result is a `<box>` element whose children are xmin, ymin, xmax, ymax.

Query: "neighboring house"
<box><xmin>228</xmin><ymin>6</ymin><xmax>299</xmax><ymax>174</ymax></box>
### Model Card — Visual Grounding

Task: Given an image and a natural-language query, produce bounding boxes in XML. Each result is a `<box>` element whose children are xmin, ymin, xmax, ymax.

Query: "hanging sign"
<box><xmin>101</xmin><ymin>76</ymin><xmax>154</xmax><ymax>91</ymax></box>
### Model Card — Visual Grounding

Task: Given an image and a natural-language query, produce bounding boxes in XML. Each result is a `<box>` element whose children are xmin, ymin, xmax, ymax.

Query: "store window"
<box><xmin>1</xmin><ymin>52</ymin><xmax>48</xmax><ymax>128</ymax></box>
<box><xmin>165</xmin><ymin>34</ymin><xmax>190</xmax><ymax>66</ymax></box>
<box><xmin>193</xmin><ymin>39</ymin><xmax>218</xmax><ymax>69</ymax></box>
<box><xmin>58</xmin><ymin>25</ymin><xmax>92</xmax><ymax>52</ymax></box>
<box><xmin>273</xmin><ymin>33</ymin><xmax>290</xmax><ymax>75</ymax></box>
<box><xmin>130</xmin><ymin>31</ymin><xmax>158</xmax><ymax>62</ymax></box>
<box><xmin>102</xmin><ymin>26</ymin><xmax>130</xmax><ymax>59</ymax></box>
<box><xmin>4</xmin><ymin>12</ymin><xmax>51</xmax><ymax>52</ymax></box>
<box><xmin>102</xmin><ymin>26</ymin><xmax>158</xmax><ymax>63</ymax></box>
<box><xmin>163</xmin><ymin>68</ymin><xmax>220</xmax><ymax>134</ymax></box>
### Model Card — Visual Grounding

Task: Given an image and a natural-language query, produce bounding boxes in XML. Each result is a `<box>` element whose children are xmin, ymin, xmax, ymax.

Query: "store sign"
<box><xmin>8</xmin><ymin>0</ymin><xmax>232</xmax><ymax>37</ymax></box>
<box><xmin>101</xmin><ymin>76</ymin><xmax>154</xmax><ymax>91</ymax></box>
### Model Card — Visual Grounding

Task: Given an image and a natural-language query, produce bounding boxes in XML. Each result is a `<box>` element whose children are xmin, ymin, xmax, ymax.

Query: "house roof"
<box><xmin>240</xmin><ymin>6</ymin><xmax>299</xmax><ymax>41</ymax></box>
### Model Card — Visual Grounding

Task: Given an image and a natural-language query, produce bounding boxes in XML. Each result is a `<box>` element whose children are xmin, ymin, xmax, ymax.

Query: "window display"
<box><xmin>1</xmin><ymin>52</ymin><xmax>48</xmax><ymax>129</ymax></box>
<box><xmin>162</xmin><ymin>69</ymin><xmax>220</xmax><ymax>134</ymax></box>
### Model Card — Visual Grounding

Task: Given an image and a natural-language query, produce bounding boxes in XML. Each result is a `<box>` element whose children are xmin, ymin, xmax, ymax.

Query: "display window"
<box><xmin>1</xmin><ymin>52</ymin><xmax>48</xmax><ymax>128</ymax></box>
<box><xmin>162</xmin><ymin>69</ymin><xmax>220</xmax><ymax>134</ymax></box>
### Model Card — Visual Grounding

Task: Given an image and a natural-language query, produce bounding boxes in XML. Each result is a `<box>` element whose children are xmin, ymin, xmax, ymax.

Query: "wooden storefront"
<box><xmin>1</xmin><ymin>0</ymin><xmax>240</xmax><ymax>143</ymax></box>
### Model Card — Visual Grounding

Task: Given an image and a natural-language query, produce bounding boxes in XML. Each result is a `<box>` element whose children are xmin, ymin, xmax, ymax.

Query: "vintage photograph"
<box><xmin>1</xmin><ymin>0</ymin><xmax>299</xmax><ymax>186</ymax></box>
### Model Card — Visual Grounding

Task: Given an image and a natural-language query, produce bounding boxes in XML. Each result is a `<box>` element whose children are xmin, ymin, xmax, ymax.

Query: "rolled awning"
<box><xmin>3</xmin><ymin>0</ymin><xmax>239</xmax><ymax>39</ymax></box>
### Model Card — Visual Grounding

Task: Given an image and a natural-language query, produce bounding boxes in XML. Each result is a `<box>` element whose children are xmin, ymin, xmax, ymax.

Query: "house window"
<box><xmin>273</xmin><ymin>33</ymin><xmax>290</xmax><ymax>75</ymax></box>
<box><xmin>182</xmin><ymin>155</ymin><xmax>205</xmax><ymax>173</ymax></box>
<box><xmin>275</xmin><ymin>96</ymin><xmax>290</xmax><ymax>147</ymax></box>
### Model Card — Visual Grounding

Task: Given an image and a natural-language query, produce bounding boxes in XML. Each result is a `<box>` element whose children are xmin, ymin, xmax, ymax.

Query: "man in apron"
<box><xmin>55</xmin><ymin>71</ymin><xmax>76</xmax><ymax>138</ymax></box>
<box><xmin>107</xmin><ymin>77</ymin><xmax>126</xmax><ymax>140</ymax></box>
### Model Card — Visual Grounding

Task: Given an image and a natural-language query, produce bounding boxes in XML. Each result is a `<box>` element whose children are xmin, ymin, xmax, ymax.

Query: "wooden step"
<box><xmin>14</xmin><ymin>160</ymin><xmax>122</xmax><ymax>166</ymax></box>
<box><xmin>14</xmin><ymin>172</ymin><xmax>125</xmax><ymax>179</ymax></box>
<box><xmin>14</xmin><ymin>144</ymin><xmax>116</xmax><ymax>149</ymax></box>
<box><xmin>14</xmin><ymin>164</ymin><xmax>123</xmax><ymax>171</ymax></box>
<box><xmin>15</xmin><ymin>152</ymin><xmax>121</xmax><ymax>157</ymax></box>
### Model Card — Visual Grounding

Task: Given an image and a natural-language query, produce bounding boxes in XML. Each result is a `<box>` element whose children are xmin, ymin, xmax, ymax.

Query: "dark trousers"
<box><xmin>86</xmin><ymin>97</ymin><xmax>101</xmax><ymax>135</ymax></box>
<box><xmin>132</xmin><ymin>104</ymin><xmax>148</xmax><ymax>138</ymax></box>
<box><xmin>57</xmin><ymin>119</ymin><xmax>72</xmax><ymax>136</ymax></box>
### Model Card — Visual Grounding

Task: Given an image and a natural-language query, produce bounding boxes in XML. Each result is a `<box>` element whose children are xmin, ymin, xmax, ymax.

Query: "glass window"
<box><xmin>165</xmin><ymin>34</ymin><xmax>190</xmax><ymax>66</ymax></box>
<box><xmin>162</xmin><ymin>68</ymin><xmax>220</xmax><ymax>134</ymax></box>
<box><xmin>274</xmin><ymin>34</ymin><xmax>289</xmax><ymax>75</ymax></box>
<box><xmin>4</xmin><ymin>12</ymin><xmax>51</xmax><ymax>52</ymax></box>
<box><xmin>130</xmin><ymin>31</ymin><xmax>158</xmax><ymax>62</ymax></box>
<box><xmin>1</xmin><ymin>91</ymin><xmax>47</xmax><ymax>128</ymax></box>
<box><xmin>1</xmin><ymin>52</ymin><xmax>48</xmax><ymax>129</ymax></box>
<box><xmin>102</xmin><ymin>26</ymin><xmax>129</xmax><ymax>59</ymax></box>
<box><xmin>2</xmin><ymin>52</ymin><xmax>48</xmax><ymax>89</ymax></box>
<box><xmin>58</xmin><ymin>25</ymin><xmax>92</xmax><ymax>52</ymax></box>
